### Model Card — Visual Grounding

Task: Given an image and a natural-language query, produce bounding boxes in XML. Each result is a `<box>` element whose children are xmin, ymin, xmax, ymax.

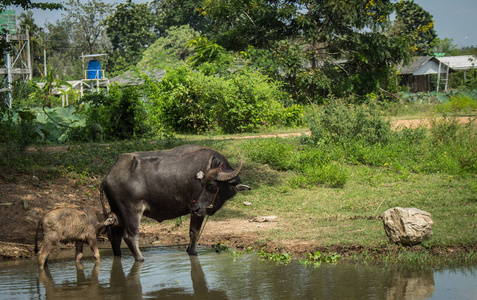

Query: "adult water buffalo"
<box><xmin>100</xmin><ymin>144</ymin><xmax>250</xmax><ymax>261</ymax></box>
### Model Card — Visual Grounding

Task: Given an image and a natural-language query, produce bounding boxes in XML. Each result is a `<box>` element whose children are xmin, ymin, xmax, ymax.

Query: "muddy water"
<box><xmin>0</xmin><ymin>246</ymin><xmax>476</xmax><ymax>299</ymax></box>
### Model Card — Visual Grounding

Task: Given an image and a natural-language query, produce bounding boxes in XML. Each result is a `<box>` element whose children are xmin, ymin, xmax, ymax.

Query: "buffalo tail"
<box><xmin>34</xmin><ymin>220</ymin><xmax>42</xmax><ymax>253</ymax></box>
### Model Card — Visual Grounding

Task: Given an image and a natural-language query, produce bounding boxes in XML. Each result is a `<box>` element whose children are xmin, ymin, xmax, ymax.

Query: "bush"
<box><xmin>147</xmin><ymin>66</ymin><xmax>287</xmax><ymax>134</ymax></box>
<box><xmin>242</xmin><ymin>138</ymin><xmax>349</xmax><ymax>188</ymax></box>
<box><xmin>307</xmin><ymin>99</ymin><xmax>393</xmax><ymax>145</ymax></box>
<box><xmin>435</xmin><ymin>95</ymin><xmax>477</xmax><ymax>113</ymax></box>
<box><xmin>289</xmin><ymin>163</ymin><xmax>348</xmax><ymax>188</ymax></box>
<box><xmin>81</xmin><ymin>86</ymin><xmax>150</xmax><ymax>140</ymax></box>
<box><xmin>0</xmin><ymin>106</ymin><xmax>39</xmax><ymax>151</ymax></box>
<box><xmin>217</xmin><ymin>68</ymin><xmax>285</xmax><ymax>133</ymax></box>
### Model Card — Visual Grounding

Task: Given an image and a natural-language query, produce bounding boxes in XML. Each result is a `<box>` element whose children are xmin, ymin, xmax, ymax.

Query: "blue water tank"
<box><xmin>87</xmin><ymin>60</ymin><xmax>102</xmax><ymax>79</ymax></box>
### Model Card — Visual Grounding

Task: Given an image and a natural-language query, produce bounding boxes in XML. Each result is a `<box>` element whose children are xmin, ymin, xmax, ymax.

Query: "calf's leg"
<box><xmin>87</xmin><ymin>238</ymin><xmax>101</xmax><ymax>262</ymax></box>
<box><xmin>75</xmin><ymin>241</ymin><xmax>84</xmax><ymax>262</ymax></box>
<box><xmin>38</xmin><ymin>240</ymin><xmax>55</xmax><ymax>269</ymax></box>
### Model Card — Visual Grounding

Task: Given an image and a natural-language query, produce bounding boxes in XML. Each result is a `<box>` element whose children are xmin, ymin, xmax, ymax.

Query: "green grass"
<box><xmin>2</xmin><ymin>101</ymin><xmax>477</xmax><ymax>264</ymax></box>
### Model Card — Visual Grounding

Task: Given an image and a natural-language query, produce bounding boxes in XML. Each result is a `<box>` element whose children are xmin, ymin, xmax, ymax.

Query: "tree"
<box><xmin>199</xmin><ymin>0</ymin><xmax>297</xmax><ymax>51</ymax></box>
<box><xmin>62</xmin><ymin>0</ymin><xmax>113</xmax><ymax>55</ymax></box>
<box><xmin>1</xmin><ymin>0</ymin><xmax>62</xmax><ymax>58</ymax></box>
<box><xmin>105</xmin><ymin>0</ymin><xmax>157</xmax><ymax>74</ymax></box>
<box><xmin>43</xmin><ymin>19</ymin><xmax>85</xmax><ymax>79</ymax></box>
<box><xmin>391</xmin><ymin>0</ymin><xmax>437</xmax><ymax>56</ymax></box>
<box><xmin>136</xmin><ymin>25</ymin><xmax>198</xmax><ymax>70</ymax></box>
<box><xmin>17</xmin><ymin>11</ymin><xmax>45</xmax><ymax>77</ymax></box>
<box><xmin>151</xmin><ymin>0</ymin><xmax>207</xmax><ymax>35</ymax></box>
<box><xmin>432</xmin><ymin>38</ymin><xmax>460</xmax><ymax>56</ymax></box>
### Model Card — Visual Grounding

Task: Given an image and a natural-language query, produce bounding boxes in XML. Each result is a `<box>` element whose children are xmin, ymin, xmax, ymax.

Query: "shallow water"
<box><xmin>0</xmin><ymin>246</ymin><xmax>476</xmax><ymax>299</ymax></box>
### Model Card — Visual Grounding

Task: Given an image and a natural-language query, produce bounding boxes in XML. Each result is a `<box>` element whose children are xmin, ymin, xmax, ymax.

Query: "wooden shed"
<box><xmin>399</xmin><ymin>56</ymin><xmax>453</xmax><ymax>93</ymax></box>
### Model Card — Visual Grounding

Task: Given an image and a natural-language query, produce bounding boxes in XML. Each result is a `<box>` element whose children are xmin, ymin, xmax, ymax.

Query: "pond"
<box><xmin>0</xmin><ymin>246</ymin><xmax>476</xmax><ymax>299</ymax></box>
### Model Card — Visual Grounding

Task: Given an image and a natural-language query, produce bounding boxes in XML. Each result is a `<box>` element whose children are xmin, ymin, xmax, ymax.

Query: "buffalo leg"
<box><xmin>124</xmin><ymin>234</ymin><xmax>143</xmax><ymax>262</ymax></box>
<box><xmin>75</xmin><ymin>241</ymin><xmax>84</xmax><ymax>262</ymax></box>
<box><xmin>110</xmin><ymin>226</ymin><xmax>124</xmax><ymax>257</ymax></box>
<box><xmin>123</xmin><ymin>215</ymin><xmax>144</xmax><ymax>261</ymax></box>
<box><xmin>187</xmin><ymin>214</ymin><xmax>204</xmax><ymax>256</ymax></box>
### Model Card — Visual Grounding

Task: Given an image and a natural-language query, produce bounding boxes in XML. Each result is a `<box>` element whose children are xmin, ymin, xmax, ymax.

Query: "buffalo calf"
<box><xmin>35</xmin><ymin>207</ymin><xmax>116</xmax><ymax>269</ymax></box>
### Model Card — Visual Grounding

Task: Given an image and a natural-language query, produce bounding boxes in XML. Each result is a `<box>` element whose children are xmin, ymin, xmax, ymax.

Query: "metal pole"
<box><xmin>445</xmin><ymin>64</ymin><xmax>449</xmax><ymax>92</ymax></box>
<box><xmin>436</xmin><ymin>61</ymin><xmax>441</xmax><ymax>93</ymax></box>
<box><xmin>6</xmin><ymin>33</ymin><xmax>12</xmax><ymax>108</ymax></box>
<box><xmin>26</xmin><ymin>27</ymin><xmax>32</xmax><ymax>80</ymax></box>
<box><xmin>43</xmin><ymin>46</ymin><xmax>47</xmax><ymax>76</ymax></box>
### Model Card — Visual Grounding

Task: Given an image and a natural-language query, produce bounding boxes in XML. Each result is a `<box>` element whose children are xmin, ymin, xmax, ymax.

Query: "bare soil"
<box><xmin>0</xmin><ymin>173</ymin><xmax>282</xmax><ymax>260</ymax></box>
<box><xmin>0</xmin><ymin>118</ymin><xmax>474</xmax><ymax>261</ymax></box>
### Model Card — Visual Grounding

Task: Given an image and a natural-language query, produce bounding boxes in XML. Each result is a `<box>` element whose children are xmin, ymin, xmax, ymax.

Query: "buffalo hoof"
<box><xmin>186</xmin><ymin>247</ymin><xmax>198</xmax><ymax>256</ymax></box>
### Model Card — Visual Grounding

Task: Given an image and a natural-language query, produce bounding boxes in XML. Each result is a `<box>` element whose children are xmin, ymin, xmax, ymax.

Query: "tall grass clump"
<box><xmin>241</xmin><ymin>138</ymin><xmax>348</xmax><ymax>188</ymax></box>
<box><xmin>305</xmin><ymin>99</ymin><xmax>394</xmax><ymax>163</ymax></box>
<box><xmin>304</xmin><ymin>100</ymin><xmax>477</xmax><ymax>176</ymax></box>
<box><xmin>435</xmin><ymin>95</ymin><xmax>477</xmax><ymax>114</ymax></box>
<box><xmin>307</xmin><ymin>99</ymin><xmax>393</xmax><ymax>146</ymax></box>
<box><xmin>423</xmin><ymin>117</ymin><xmax>477</xmax><ymax>173</ymax></box>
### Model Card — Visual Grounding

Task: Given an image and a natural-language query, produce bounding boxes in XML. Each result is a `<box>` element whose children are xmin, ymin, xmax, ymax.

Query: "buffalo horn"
<box><xmin>216</xmin><ymin>160</ymin><xmax>242</xmax><ymax>181</ymax></box>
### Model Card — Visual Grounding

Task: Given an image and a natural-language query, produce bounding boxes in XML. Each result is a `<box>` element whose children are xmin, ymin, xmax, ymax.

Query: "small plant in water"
<box><xmin>258</xmin><ymin>248</ymin><xmax>292</xmax><ymax>264</ymax></box>
<box><xmin>231</xmin><ymin>246</ymin><xmax>255</xmax><ymax>257</ymax></box>
<box><xmin>300</xmin><ymin>251</ymin><xmax>341</xmax><ymax>267</ymax></box>
<box><xmin>213</xmin><ymin>242</ymin><xmax>230</xmax><ymax>253</ymax></box>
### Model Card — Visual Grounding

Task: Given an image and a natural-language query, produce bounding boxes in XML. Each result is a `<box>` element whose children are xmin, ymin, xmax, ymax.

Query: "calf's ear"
<box><xmin>104</xmin><ymin>217</ymin><xmax>116</xmax><ymax>226</ymax></box>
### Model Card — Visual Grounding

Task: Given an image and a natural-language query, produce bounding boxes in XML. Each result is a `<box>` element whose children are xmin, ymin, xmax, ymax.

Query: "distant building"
<box><xmin>399</xmin><ymin>56</ymin><xmax>453</xmax><ymax>93</ymax></box>
<box><xmin>436</xmin><ymin>55</ymin><xmax>476</xmax><ymax>82</ymax></box>
<box><xmin>399</xmin><ymin>55</ymin><xmax>477</xmax><ymax>93</ymax></box>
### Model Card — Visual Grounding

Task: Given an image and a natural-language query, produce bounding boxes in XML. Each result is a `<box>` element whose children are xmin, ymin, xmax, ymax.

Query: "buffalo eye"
<box><xmin>206</xmin><ymin>181</ymin><xmax>218</xmax><ymax>192</ymax></box>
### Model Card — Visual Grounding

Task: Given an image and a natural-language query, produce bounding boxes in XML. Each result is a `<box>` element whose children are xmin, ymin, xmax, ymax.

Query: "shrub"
<box><xmin>242</xmin><ymin>139</ymin><xmax>349</xmax><ymax>188</ymax></box>
<box><xmin>289</xmin><ymin>163</ymin><xmax>348</xmax><ymax>188</ymax></box>
<box><xmin>81</xmin><ymin>86</ymin><xmax>150</xmax><ymax>140</ymax></box>
<box><xmin>217</xmin><ymin>68</ymin><xmax>285</xmax><ymax>133</ymax></box>
<box><xmin>435</xmin><ymin>95</ymin><xmax>477</xmax><ymax>113</ymax></box>
<box><xmin>307</xmin><ymin>100</ymin><xmax>393</xmax><ymax>146</ymax></box>
<box><xmin>0</xmin><ymin>106</ymin><xmax>39</xmax><ymax>151</ymax></box>
<box><xmin>147</xmin><ymin>66</ymin><xmax>286</xmax><ymax>134</ymax></box>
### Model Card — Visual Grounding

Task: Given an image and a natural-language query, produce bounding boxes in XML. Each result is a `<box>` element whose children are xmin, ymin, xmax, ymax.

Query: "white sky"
<box><xmin>9</xmin><ymin>0</ymin><xmax>477</xmax><ymax>48</ymax></box>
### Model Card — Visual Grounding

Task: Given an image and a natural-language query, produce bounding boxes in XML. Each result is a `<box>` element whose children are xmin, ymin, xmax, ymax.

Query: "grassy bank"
<box><xmin>1</xmin><ymin>102</ymin><xmax>476</xmax><ymax>266</ymax></box>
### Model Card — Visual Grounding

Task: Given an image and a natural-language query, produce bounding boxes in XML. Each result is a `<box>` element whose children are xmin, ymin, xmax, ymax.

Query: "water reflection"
<box><xmin>109</xmin><ymin>258</ymin><xmax>144</xmax><ymax>298</ymax></box>
<box><xmin>0</xmin><ymin>247</ymin><xmax>475</xmax><ymax>299</ymax></box>
<box><xmin>385</xmin><ymin>268</ymin><xmax>434</xmax><ymax>299</ymax></box>
<box><xmin>144</xmin><ymin>256</ymin><xmax>229</xmax><ymax>299</ymax></box>
<box><xmin>36</xmin><ymin>253</ymin><xmax>227</xmax><ymax>299</ymax></box>
<box><xmin>38</xmin><ymin>262</ymin><xmax>103</xmax><ymax>299</ymax></box>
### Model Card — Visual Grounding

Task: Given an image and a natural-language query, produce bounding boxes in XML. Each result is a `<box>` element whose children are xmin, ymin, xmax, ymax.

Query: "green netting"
<box><xmin>0</xmin><ymin>10</ymin><xmax>16</xmax><ymax>34</ymax></box>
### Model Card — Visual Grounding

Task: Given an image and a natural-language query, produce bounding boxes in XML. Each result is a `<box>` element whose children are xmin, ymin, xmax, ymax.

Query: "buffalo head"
<box><xmin>191</xmin><ymin>157</ymin><xmax>250</xmax><ymax>217</ymax></box>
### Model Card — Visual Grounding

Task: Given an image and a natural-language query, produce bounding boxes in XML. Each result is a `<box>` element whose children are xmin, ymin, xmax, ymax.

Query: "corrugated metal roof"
<box><xmin>400</xmin><ymin>57</ymin><xmax>435</xmax><ymax>74</ymax></box>
<box><xmin>437</xmin><ymin>55</ymin><xmax>477</xmax><ymax>71</ymax></box>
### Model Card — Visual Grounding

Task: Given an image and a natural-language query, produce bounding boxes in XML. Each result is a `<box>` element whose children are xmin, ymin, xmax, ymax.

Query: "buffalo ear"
<box><xmin>104</xmin><ymin>217</ymin><xmax>116</xmax><ymax>226</ymax></box>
